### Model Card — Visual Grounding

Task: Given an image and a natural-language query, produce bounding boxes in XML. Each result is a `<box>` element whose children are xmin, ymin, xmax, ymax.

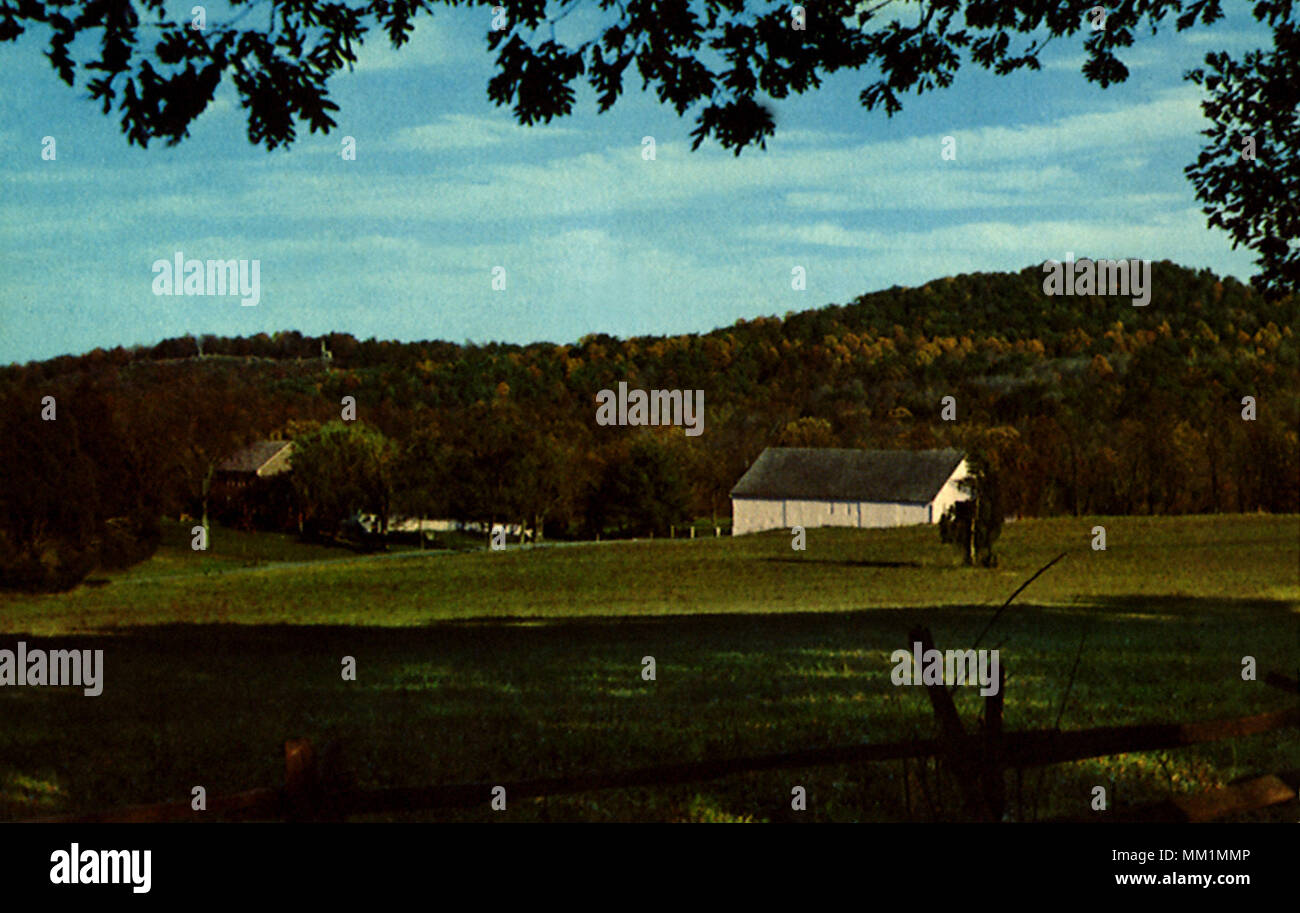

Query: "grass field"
<box><xmin>0</xmin><ymin>514</ymin><xmax>1296</xmax><ymax>822</ymax></box>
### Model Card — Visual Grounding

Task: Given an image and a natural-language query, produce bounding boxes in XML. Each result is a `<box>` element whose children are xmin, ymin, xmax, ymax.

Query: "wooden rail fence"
<box><xmin>20</xmin><ymin>635</ymin><xmax>1298</xmax><ymax>824</ymax></box>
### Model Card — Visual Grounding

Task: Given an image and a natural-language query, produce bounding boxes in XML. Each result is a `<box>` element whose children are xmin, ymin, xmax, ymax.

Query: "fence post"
<box><xmin>284</xmin><ymin>738</ymin><xmax>321</xmax><ymax>822</ymax></box>
<box><xmin>982</xmin><ymin>665</ymin><xmax>1006</xmax><ymax>820</ymax></box>
<box><xmin>908</xmin><ymin>626</ymin><xmax>994</xmax><ymax>822</ymax></box>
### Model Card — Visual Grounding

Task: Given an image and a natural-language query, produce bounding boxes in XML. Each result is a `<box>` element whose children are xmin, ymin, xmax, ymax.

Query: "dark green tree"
<box><xmin>440</xmin><ymin>398</ymin><xmax>529</xmax><ymax>541</ymax></box>
<box><xmin>291</xmin><ymin>421</ymin><xmax>395</xmax><ymax>541</ymax></box>
<box><xmin>0</xmin><ymin>379</ymin><xmax>161</xmax><ymax>590</ymax></box>
<box><xmin>1185</xmin><ymin>16</ymin><xmax>1299</xmax><ymax>297</ymax></box>
<box><xmin>939</xmin><ymin>453</ymin><xmax>1004</xmax><ymax>567</ymax></box>
<box><xmin>589</xmin><ymin>435</ymin><xmax>689</xmax><ymax>538</ymax></box>
<box><xmin>392</xmin><ymin>419</ymin><xmax>454</xmax><ymax>546</ymax></box>
<box><xmin>0</xmin><ymin>398</ymin><xmax>100</xmax><ymax>590</ymax></box>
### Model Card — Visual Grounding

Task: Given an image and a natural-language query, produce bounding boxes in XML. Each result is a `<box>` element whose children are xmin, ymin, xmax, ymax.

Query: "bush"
<box><xmin>0</xmin><ymin>530</ymin><xmax>98</xmax><ymax>592</ymax></box>
<box><xmin>97</xmin><ymin>514</ymin><xmax>162</xmax><ymax>570</ymax></box>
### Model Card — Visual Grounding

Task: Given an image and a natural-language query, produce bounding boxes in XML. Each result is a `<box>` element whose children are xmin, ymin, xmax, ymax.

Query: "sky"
<box><xmin>0</xmin><ymin>2</ymin><xmax>1275</xmax><ymax>365</ymax></box>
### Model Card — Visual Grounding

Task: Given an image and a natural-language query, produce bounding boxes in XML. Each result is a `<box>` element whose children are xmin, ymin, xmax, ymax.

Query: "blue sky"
<box><xmin>0</xmin><ymin>2</ymin><xmax>1274</xmax><ymax>365</ymax></box>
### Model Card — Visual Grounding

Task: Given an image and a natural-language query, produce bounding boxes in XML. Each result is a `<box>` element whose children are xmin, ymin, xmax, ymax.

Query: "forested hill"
<box><xmin>2</xmin><ymin>260</ymin><xmax>1297</xmax><ymax>578</ymax></box>
<box><xmin>8</xmin><ymin>260</ymin><xmax>1293</xmax><ymax>380</ymax></box>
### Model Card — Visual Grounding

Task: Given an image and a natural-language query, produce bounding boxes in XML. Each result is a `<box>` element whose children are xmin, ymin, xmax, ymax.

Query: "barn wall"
<box><xmin>732</xmin><ymin>498</ymin><xmax>785</xmax><ymax>536</ymax></box>
<box><xmin>732</xmin><ymin>498</ymin><xmax>930</xmax><ymax>535</ymax></box>
<box><xmin>858</xmin><ymin>501</ymin><xmax>928</xmax><ymax>528</ymax></box>
<box><xmin>787</xmin><ymin>499</ymin><xmax>930</xmax><ymax>529</ymax></box>
<box><xmin>784</xmin><ymin>498</ymin><xmax>861</xmax><ymax>531</ymax></box>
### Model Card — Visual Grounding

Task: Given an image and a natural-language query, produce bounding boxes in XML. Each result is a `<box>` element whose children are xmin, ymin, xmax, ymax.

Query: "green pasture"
<box><xmin>0</xmin><ymin>514</ymin><xmax>1295</xmax><ymax>822</ymax></box>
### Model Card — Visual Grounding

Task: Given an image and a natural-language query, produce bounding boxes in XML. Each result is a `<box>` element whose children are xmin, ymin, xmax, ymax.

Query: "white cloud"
<box><xmin>0</xmin><ymin>83</ymin><xmax>1214</xmax><ymax>231</ymax></box>
<box><xmin>740</xmin><ymin>207</ymin><xmax>1248</xmax><ymax>270</ymax></box>
<box><xmin>1043</xmin><ymin>41</ymin><xmax>1173</xmax><ymax>73</ymax></box>
<box><xmin>1181</xmin><ymin>28</ymin><xmax>1271</xmax><ymax>47</ymax></box>
<box><xmin>391</xmin><ymin>114</ymin><xmax>578</xmax><ymax>152</ymax></box>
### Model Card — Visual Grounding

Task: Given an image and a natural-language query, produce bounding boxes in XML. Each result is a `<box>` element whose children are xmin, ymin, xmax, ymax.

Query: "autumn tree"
<box><xmin>515</xmin><ymin>426</ymin><xmax>592</xmax><ymax>541</ymax></box>
<box><xmin>776</xmin><ymin>416</ymin><xmax>838</xmax><ymax>448</ymax></box>
<box><xmin>163</xmin><ymin>368</ymin><xmax>263</xmax><ymax>543</ymax></box>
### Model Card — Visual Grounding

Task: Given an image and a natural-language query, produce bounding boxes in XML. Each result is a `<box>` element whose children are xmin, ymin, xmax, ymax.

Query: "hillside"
<box><xmin>1</xmin><ymin>261</ymin><xmax>1296</xmax><ymax>586</ymax></box>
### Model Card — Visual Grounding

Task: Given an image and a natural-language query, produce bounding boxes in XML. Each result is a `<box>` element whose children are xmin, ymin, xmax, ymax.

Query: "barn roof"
<box><xmin>730</xmin><ymin>447</ymin><xmax>966</xmax><ymax>504</ymax></box>
<box><xmin>217</xmin><ymin>440</ymin><xmax>293</xmax><ymax>475</ymax></box>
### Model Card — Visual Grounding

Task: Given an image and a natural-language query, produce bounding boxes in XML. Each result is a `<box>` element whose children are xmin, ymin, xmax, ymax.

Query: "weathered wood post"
<box><xmin>283</xmin><ymin>738</ymin><xmax>353</xmax><ymax>822</ymax></box>
<box><xmin>284</xmin><ymin>738</ymin><xmax>320</xmax><ymax>822</ymax></box>
<box><xmin>908</xmin><ymin>627</ymin><xmax>995</xmax><ymax>821</ymax></box>
<box><xmin>981</xmin><ymin>664</ymin><xmax>1006</xmax><ymax>820</ymax></box>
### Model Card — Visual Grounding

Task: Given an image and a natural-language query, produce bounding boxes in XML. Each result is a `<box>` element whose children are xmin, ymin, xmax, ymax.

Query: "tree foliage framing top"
<box><xmin>2</xmin><ymin>0</ymin><xmax>1295</xmax><ymax>293</ymax></box>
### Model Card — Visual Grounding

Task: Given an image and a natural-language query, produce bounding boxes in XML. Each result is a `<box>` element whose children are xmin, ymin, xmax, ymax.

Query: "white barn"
<box><xmin>729</xmin><ymin>447</ymin><xmax>970</xmax><ymax>536</ymax></box>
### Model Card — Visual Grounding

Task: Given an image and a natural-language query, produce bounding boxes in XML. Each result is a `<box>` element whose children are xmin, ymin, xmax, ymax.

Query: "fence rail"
<box><xmin>21</xmin><ymin>650</ymin><xmax>1298</xmax><ymax>824</ymax></box>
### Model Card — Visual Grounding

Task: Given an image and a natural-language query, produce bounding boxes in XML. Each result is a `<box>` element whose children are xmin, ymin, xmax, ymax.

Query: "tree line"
<box><xmin>1</xmin><ymin>261</ymin><xmax>1295</xmax><ymax>590</ymax></box>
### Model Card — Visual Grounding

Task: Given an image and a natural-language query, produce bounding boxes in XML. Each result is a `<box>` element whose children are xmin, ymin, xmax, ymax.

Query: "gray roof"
<box><xmin>217</xmin><ymin>440</ymin><xmax>293</xmax><ymax>475</ymax></box>
<box><xmin>730</xmin><ymin>447</ymin><xmax>966</xmax><ymax>504</ymax></box>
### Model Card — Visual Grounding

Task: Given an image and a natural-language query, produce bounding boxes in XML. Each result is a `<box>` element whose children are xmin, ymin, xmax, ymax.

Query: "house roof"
<box><xmin>730</xmin><ymin>447</ymin><xmax>966</xmax><ymax>504</ymax></box>
<box><xmin>217</xmin><ymin>440</ymin><xmax>293</xmax><ymax>475</ymax></box>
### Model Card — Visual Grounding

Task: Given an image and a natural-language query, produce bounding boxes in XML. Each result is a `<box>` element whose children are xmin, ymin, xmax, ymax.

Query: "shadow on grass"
<box><xmin>759</xmin><ymin>557</ymin><xmax>923</xmax><ymax>569</ymax></box>
<box><xmin>0</xmin><ymin>595</ymin><xmax>1294</xmax><ymax>821</ymax></box>
<box><xmin>0</xmin><ymin>594</ymin><xmax>1292</xmax><ymax>673</ymax></box>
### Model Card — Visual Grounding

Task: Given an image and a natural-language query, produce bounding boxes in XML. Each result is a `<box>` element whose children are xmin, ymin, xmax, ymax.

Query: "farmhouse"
<box><xmin>729</xmin><ymin>447</ymin><xmax>970</xmax><ymax>536</ymax></box>
<box><xmin>212</xmin><ymin>440</ymin><xmax>296</xmax><ymax>530</ymax></box>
